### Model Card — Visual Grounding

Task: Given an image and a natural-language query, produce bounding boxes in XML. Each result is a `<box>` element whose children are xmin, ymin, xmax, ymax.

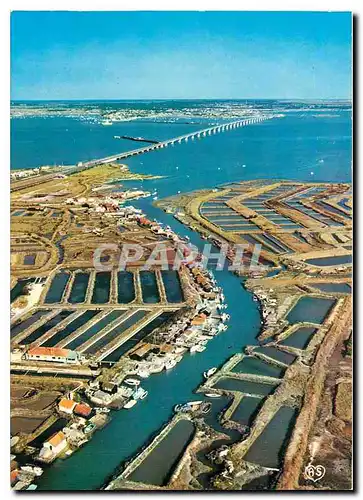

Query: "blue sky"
<box><xmin>11</xmin><ymin>11</ymin><xmax>352</xmax><ymax>100</ymax></box>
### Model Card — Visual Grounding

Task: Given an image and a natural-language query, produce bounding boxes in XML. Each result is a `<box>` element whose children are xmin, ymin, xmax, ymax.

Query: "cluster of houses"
<box><xmin>37</xmin><ymin>394</ymin><xmax>109</xmax><ymax>464</ymax></box>
<box><xmin>65</xmin><ymin>191</ymin><xmax>149</xmax><ymax>214</ymax></box>
<box><xmin>10</xmin><ymin>166</ymin><xmax>52</xmax><ymax>180</ymax></box>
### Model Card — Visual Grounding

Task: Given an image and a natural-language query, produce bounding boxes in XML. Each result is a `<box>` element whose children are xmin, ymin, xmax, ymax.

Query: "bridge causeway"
<box><xmin>76</xmin><ymin>114</ymin><xmax>276</xmax><ymax>169</ymax></box>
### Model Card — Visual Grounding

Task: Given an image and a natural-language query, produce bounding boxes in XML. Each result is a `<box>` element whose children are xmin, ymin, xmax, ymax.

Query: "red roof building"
<box><xmin>74</xmin><ymin>403</ymin><xmax>92</xmax><ymax>418</ymax></box>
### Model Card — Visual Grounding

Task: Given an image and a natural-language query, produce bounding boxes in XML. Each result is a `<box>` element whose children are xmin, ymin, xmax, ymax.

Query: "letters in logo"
<box><xmin>304</xmin><ymin>464</ymin><xmax>326</xmax><ymax>483</ymax></box>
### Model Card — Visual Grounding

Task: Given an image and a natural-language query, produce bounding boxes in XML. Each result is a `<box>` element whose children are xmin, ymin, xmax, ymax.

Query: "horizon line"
<box><xmin>11</xmin><ymin>97</ymin><xmax>352</xmax><ymax>102</ymax></box>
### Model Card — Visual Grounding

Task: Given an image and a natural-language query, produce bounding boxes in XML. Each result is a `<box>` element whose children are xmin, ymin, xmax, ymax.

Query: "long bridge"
<box><xmin>77</xmin><ymin>114</ymin><xmax>276</xmax><ymax>169</ymax></box>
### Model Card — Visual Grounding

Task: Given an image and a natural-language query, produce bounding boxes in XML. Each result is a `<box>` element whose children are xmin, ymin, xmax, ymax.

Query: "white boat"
<box><xmin>221</xmin><ymin>313</ymin><xmax>230</xmax><ymax>322</ymax></box>
<box><xmin>204</xmin><ymin>367</ymin><xmax>217</xmax><ymax>379</ymax></box>
<box><xmin>101</xmin><ymin>120</ymin><xmax>112</xmax><ymax>126</ymax></box>
<box><xmin>195</xmin><ymin>345</ymin><xmax>206</xmax><ymax>353</ymax></box>
<box><xmin>124</xmin><ymin>399</ymin><xmax>137</xmax><ymax>409</ymax></box>
<box><xmin>190</xmin><ymin>344</ymin><xmax>200</xmax><ymax>353</ymax></box>
<box><xmin>133</xmin><ymin>387</ymin><xmax>148</xmax><ymax>400</ymax></box>
<box><xmin>138</xmin><ymin>369</ymin><xmax>150</xmax><ymax>378</ymax></box>
<box><xmin>174</xmin><ymin>346</ymin><xmax>186</xmax><ymax>354</ymax></box>
<box><xmin>139</xmin><ymin>389</ymin><xmax>148</xmax><ymax>400</ymax></box>
<box><xmin>149</xmin><ymin>363</ymin><xmax>164</xmax><ymax>374</ymax></box>
<box><xmin>205</xmin><ymin>393</ymin><xmax>221</xmax><ymax>398</ymax></box>
<box><xmin>20</xmin><ymin>466</ymin><xmax>43</xmax><ymax>477</ymax></box>
<box><xmin>124</xmin><ymin>378</ymin><xmax>140</xmax><ymax>386</ymax></box>
<box><xmin>187</xmin><ymin>400</ymin><xmax>203</xmax><ymax>408</ymax></box>
<box><xmin>95</xmin><ymin>407</ymin><xmax>110</xmax><ymax>414</ymax></box>
<box><xmin>165</xmin><ymin>358</ymin><xmax>177</xmax><ymax>370</ymax></box>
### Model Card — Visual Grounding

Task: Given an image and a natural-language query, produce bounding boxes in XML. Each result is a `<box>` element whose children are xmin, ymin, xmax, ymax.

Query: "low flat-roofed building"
<box><xmin>25</xmin><ymin>347</ymin><xmax>80</xmax><ymax>364</ymax></box>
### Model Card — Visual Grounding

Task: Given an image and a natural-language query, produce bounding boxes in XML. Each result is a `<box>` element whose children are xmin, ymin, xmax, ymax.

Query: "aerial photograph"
<box><xmin>10</xmin><ymin>10</ymin><xmax>352</xmax><ymax>491</ymax></box>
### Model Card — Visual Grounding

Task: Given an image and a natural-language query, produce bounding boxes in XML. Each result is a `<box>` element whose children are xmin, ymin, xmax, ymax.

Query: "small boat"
<box><xmin>187</xmin><ymin>400</ymin><xmax>203</xmax><ymax>408</ymax></box>
<box><xmin>221</xmin><ymin>313</ymin><xmax>230</xmax><ymax>322</ymax></box>
<box><xmin>101</xmin><ymin>120</ymin><xmax>112</xmax><ymax>126</ymax></box>
<box><xmin>95</xmin><ymin>407</ymin><xmax>110</xmax><ymax>414</ymax></box>
<box><xmin>201</xmin><ymin>402</ymin><xmax>212</xmax><ymax>414</ymax></box>
<box><xmin>165</xmin><ymin>358</ymin><xmax>177</xmax><ymax>370</ymax></box>
<box><xmin>149</xmin><ymin>363</ymin><xmax>164</xmax><ymax>374</ymax></box>
<box><xmin>26</xmin><ymin>485</ymin><xmax>38</xmax><ymax>491</ymax></box>
<box><xmin>204</xmin><ymin>367</ymin><xmax>217</xmax><ymax>379</ymax></box>
<box><xmin>138</xmin><ymin>369</ymin><xmax>150</xmax><ymax>378</ymax></box>
<box><xmin>174</xmin><ymin>346</ymin><xmax>186</xmax><ymax>354</ymax></box>
<box><xmin>20</xmin><ymin>466</ymin><xmax>43</xmax><ymax>477</ymax></box>
<box><xmin>134</xmin><ymin>387</ymin><xmax>148</xmax><ymax>400</ymax></box>
<box><xmin>124</xmin><ymin>378</ymin><xmax>140</xmax><ymax>387</ymax></box>
<box><xmin>205</xmin><ymin>392</ymin><xmax>221</xmax><ymax>398</ymax></box>
<box><xmin>195</xmin><ymin>345</ymin><xmax>206</xmax><ymax>353</ymax></box>
<box><xmin>190</xmin><ymin>344</ymin><xmax>199</xmax><ymax>353</ymax></box>
<box><xmin>124</xmin><ymin>399</ymin><xmax>137</xmax><ymax>409</ymax></box>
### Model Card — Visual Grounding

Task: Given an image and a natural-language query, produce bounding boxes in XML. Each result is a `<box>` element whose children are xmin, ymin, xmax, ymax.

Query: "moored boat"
<box><xmin>165</xmin><ymin>358</ymin><xmax>177</xmax><ymax>370</ymax></box>
<box><xmin>124</xmin><ymin>399</ymin><xmax>137</xmax><ymax>409</ymax></box>
<box><xmin>133</xmin><ymin>387</ymin><xmax>148</xmax><ymax>400</ymax></box>
<box><xmin>200</xmin><ymin>402</ymin><xmax>212</xmax><ymax>414</ymax></box>
<box><xmin>205</xmin><ymin>392</ymin><xmax>221</xmax><ymax>398</ymax></box>
<box><xmin>124</xmin><ymin>378</ymin><xmax>140</xmax><ymax>386</ymax></box>
<box><xmin>204</xmin><ymin>367</ymin><xmax>217</xmax><ymax>379</ymax></box>
<box><xmin>20</xmin><ymin>466</ymin><xmax>43</xmax><ymax>476</ymax></box>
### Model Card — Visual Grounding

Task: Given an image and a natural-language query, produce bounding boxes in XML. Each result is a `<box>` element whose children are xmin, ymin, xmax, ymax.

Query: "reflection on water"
<box><xmin>232</xmin><ymin>356</ymin><xmax>285</xmax><ymax>378</ymax></box>
<box><xmin>19</xmin><ymin>310</ymin><xmax>74</xmax><ymax>345</ymax></box>
<box><xmin>11</xmin><ymin>310</ymin><xmax>51</xmax><ymax>339</ymax></box>
<box><xmin>243</xmin><ymin>406</ymin><xmax>297</xmax><ymax>468</ymax></box>
<box><xmin>91</xmin><ymin>272</ymin><xmax>111</xmax><ymax>304</ymax></box>
<box><xmin>140</xmin><ymin>271</ymin><xmax>160</xmax><ymax>303</ymax></box>
<box><xmin>311</xmin><ymin>282</ymin><xmax>351</xmax><ymax>294</ymax></box>
<box><xmin>44</xmin><ymin>272</ymin><xmax>70</xmax><ymax>304</ymax></box>
<box><xmin>42</xmin><ymin>310</ymin><xmax>100</xmax><ymax>347</ymax></box>
<box><xmin>129</xmin><ymin>419</ymin><xmax>195</xmax><ymax>486</ymax></box>
<box><xmin>68</xmin><ymin>272</ymin><xmax>90</xmax><ymax>304</ymax></box>
<box><xmin>305</xmin><ymin>255</ymin><xmax>352</xmax><ymax>267</ymax></box>
<box><xmin>214</xmin><ymin>377</ymin><xmax>277</xmax><ymax>396</ymax></box>
<box><xmin>117</xmin><ymin>271</ymin><xmax>135</xmax><ymax>303</ymax></box>
<box><xmin>279</xmin><ymin>327</ymin><xmax>317</xmax><ymax>350</ymax></box>
<box><xmin>161</xmin><ymin>270</ymin><xmax>184</xmax><ymax>303</ymax></box>
<box><xmin>286</xmin><ymin>296</ymin><xmax>336</xmax><ymax>324</ymax></box>
<box><xmin>231</xmin><ymin>396</ymin><xmax>264</xmax><ymax>426</ymax></box>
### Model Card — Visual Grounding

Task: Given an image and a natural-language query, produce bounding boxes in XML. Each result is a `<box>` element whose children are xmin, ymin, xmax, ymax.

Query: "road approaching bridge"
<box><xmin>76</xmin><ymin>114</ymin><xmax>277</xmax><ymax>170</ymax></box>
